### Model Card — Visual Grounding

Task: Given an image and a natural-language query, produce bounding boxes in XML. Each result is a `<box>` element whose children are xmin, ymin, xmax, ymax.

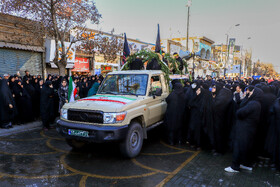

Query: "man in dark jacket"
<box><xmin>225</xmin><ymin>86</ymin><xmax>263</xmax><ymax>172</ymax></box>
<box><xmin>173</xmin><ymin>53</ymin><xmax>184</xmax><ymax>71</ymax></box>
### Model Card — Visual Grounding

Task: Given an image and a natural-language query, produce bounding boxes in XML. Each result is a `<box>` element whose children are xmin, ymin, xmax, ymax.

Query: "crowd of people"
<box><xmin>1</xmin><ymin>69</ymin><xmax>280</xmax><ymax>173</ymax></box>
<box><xmin>164</xmin><ymin>75</ymin><xmax>280</xmax><ymax>172</ymax></box>
<box><xmin>0</xmin><ymin>70</ymin><xmax>103</xmax><ymax>130</ymax></box>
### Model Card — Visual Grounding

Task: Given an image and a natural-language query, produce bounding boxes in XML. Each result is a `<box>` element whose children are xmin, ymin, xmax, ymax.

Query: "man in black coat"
<box><xmin>164</xmin><ymin>83</ymin><xmax>185</xmax><ymax>145</ymax></box>
<box><xmin>225</xmin><ymin>86</ymin><xmax>263</xmax><ymax>172</ymax></box>
<box><xmin>40</xmin><ymin>81</ymin><xmax>55</xmax><ymax>130</ymax></box>
<box><xmin>0</xmin><ymin>79</ymin><xmax>16</xmax><ymax>128</ymax></box>
<box><xmin>173</xmin><ymin>53</ymin><xmax>184</xmax><ymax>72</ymax></box>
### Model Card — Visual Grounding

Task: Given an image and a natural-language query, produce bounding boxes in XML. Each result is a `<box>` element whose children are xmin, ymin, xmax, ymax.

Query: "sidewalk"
<box><xmin>0</xmin><ymin>121</ymin><xmax>42</xmax><ymax>137</ymax></box>
<box><xmin>164</xmin><ymin>152</ymin><xmax>280</xmax><ymax>187</ymax></box>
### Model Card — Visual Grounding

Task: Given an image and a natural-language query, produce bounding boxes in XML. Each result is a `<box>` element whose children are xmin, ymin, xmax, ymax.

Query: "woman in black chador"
<box><xmin>265</xmin><ymin>97</ymin><xmax>280</xmax><ymax>171</ymax></box>
<box><xmin>12</xmin><ymin>80</ymin><xmax>33</xmax><ymax>124</ymax></box>
<box><xmin>211</xmin><ymin>83</ymin><xmax>233</xmax><ymax>154</ymax></box>
<box><xmin>164</xmin><ymin>83</ymin><xmax>185</xmax><ymax>145</ymax></box>
<box><xmin>187</xmin><ymin>83</ymin><xmax>205</xmax><ymax>149</ymax></box>
<box><xmin>0</xmin><ymin>79</ymin><xmax>16</xmax><ymax>128</ymax></box>
<box><xmin>40</xmin><ymin>81</ymin><xmax>55</xmax><ymax>130</ymax></box>
<box><xmin>225</xmin><ymin>86</ymin><xmax>263</xmax><ymax>173</ymax></box>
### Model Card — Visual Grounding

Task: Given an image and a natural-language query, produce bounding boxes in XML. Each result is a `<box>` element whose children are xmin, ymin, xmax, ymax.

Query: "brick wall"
<box><xmin>0</xmin><ymin>13</ymin><xmax>44</xmax><ymax>46</ymax></box>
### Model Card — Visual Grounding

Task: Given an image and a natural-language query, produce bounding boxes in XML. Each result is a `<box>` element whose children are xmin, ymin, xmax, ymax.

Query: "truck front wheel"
<box><xmin>119</xmin><ymin>122</ymin><xmax>143</xmax><ymax>158</ymax></box>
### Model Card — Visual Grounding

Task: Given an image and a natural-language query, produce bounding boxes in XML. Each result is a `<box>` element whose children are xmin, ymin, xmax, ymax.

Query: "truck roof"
<box><xmin>109</xmin><ymin>70</ymin><xmax>163</xmax><ymax>75</ymax></box>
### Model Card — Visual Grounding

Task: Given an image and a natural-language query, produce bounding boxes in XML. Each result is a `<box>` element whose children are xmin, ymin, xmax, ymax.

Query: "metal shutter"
<box><xmin>0</xmin><ymin>48</ymin><xmax>42</xmax><ymax>76</ymax></box>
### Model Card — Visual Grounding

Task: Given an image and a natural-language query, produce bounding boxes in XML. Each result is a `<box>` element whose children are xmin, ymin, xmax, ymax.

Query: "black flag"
<box><xmin>155</xmin><ymin>24</ymin><xmax>161</xmax><ymax>54</ymax></box>
<box><xmin>122</xmin><ymin>33</ymin><xmax>130</xmax><ymax>66</ymax></box>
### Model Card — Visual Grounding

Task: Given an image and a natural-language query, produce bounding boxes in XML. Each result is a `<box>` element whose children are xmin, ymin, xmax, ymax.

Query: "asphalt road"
<box><xmin>0</xmin><ymin>127</ymin><xmax>198</xmax><ymax>187</ymax></box>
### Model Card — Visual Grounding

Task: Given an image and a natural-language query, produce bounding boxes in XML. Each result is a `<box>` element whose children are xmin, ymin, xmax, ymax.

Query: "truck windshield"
<box><xmin>98</xmin><ymin>74</ymin><xmax>149</xmax><ymax>96</ymax></box>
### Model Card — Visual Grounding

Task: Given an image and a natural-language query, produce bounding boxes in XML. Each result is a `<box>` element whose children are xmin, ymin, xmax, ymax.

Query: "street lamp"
<box><xmin>186</xmin><ymin>0</ymin><xmax>192</xmax><ymax>51</ymax></box>
<box><xmin>240</xmin><ymin>37</ymin><xmax>251</xmax><ymax>78</ymax></box>
<box><xmin>224</xmin><ymin>24</ymin><xmax>240</xmax><ymax>77</ymax></box>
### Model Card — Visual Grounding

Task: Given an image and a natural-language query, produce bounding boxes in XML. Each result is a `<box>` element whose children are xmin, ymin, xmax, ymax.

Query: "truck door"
<box><xmin>146</xmin><ymin>75</ymin><xmax>166</xmax><ymax>126</ymax></box>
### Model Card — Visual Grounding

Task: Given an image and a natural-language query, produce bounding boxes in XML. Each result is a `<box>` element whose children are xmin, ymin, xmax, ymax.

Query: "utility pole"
<box><xmin>224</xmin><ymin>34</ymin><xmax>229</xmax><ymax>77</ymax></box>
<box><xmin>186</xmin><ymin>6</ymin><xmax>190</xmax><ymax>51</ymax></box>
<box><xmin>186</xmin><ymin>0</ymin><xmax>192</xmax><ymax>77</ymax></box>
<box><xmin>224</xmin><ymin>24</ymin><xmax>240</xmax><ymax>77</ymax></box>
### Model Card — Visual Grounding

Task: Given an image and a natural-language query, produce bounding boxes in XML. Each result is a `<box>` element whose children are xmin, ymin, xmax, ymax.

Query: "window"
<box><xmin>98</xmin><ymin>74</ymin><xmax>149</xmax><ymax>96</ymax></box>
<box><xmin>149</xmin><ymin>75</ymin><xmax>162</xmax><ymax>96</ymax></box>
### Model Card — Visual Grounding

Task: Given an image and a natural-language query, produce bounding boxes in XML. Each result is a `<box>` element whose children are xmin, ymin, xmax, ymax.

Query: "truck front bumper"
<box><xmin>56</xmin><ymin>119</ymin><xmax>128</xmax><ymax>143</ymax></box>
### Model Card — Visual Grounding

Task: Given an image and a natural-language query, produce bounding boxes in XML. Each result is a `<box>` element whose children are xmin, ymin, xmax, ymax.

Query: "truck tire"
<box><xmin>119</xmin><ymin>121</ymin><xmax>143</xmax><ymax>158</ymax></box>
<box><xmin>66</xmin><ymin>138</ymin><xmax>86</xmax><ymax>150</ymax></box>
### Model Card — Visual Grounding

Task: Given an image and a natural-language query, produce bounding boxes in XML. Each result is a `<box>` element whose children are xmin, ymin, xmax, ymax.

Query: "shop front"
<box><xmin>71</xmin><ymin>57</ymin><xmax>90</xmax><ymax>75</ymax></box>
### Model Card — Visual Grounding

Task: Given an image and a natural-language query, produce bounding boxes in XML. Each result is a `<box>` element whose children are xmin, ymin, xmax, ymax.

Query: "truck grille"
<box><xmin>68</xmin><ymin>109</ymin><xmax>103</xmax><ymax>123</ymax></box>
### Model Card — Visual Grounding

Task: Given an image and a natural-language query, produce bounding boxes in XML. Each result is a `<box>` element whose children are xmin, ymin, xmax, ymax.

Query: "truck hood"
<box><xmin>63</xmin><ymin>94</ymin><xmax>143</xmax><ymax>112</ymax></box>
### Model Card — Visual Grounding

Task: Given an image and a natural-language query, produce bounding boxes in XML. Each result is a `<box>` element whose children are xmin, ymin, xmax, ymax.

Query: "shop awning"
<box><xmin>48</xmin><ymin>62</ymin><xmax>75</xmax><ymax>69</ymax></box>
<box><xmin>0</xmin><ymin>42</ymin><xmax>44</xmax><ymax>52</ymax></box>
<box><xmin>95</xmin><ymin>62</ymin><xmax>119</xmax><ymax>67</ymax></box>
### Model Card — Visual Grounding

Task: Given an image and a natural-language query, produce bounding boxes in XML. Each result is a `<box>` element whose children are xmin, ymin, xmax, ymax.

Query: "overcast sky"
<box><xmin>89</xmin><ymin>0</ymin><xmax>280</xmax><ymax>72</ymax></box>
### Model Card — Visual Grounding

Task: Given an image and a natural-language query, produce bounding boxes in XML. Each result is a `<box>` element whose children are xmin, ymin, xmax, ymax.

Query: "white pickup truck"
<box><xmin>57</xmin><ymin>70</ymin><xmax>169</xmax><ymax>158</ymax></box>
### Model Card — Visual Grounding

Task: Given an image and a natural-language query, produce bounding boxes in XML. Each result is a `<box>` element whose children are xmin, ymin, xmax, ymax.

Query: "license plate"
<box><xmin>68</xmin><ymin>129</ymin><xmax>89</xmax><ymax>137</ymax></box>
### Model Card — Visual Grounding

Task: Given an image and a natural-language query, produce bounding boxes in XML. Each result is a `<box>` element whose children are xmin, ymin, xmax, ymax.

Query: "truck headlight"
<box><xmin>103</xmin><ymin>112</ymin><xmax>127</xmax><ymax>124</ymax></box>
<box><xmin>60</xmin><ymin>109</ymin><xmax>68</xmax><ymax>120</ymax></box>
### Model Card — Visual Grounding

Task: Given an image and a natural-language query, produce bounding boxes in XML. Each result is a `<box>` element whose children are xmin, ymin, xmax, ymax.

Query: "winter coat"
<box><xmin>88</xmin><ymin>82</ymin><xmax>100</xmax><ymax>96</ymax></box>
<box><xmin>58</xmin><ymin>85</ymin><xmax>68</xmax><ymax>111</ymax></box>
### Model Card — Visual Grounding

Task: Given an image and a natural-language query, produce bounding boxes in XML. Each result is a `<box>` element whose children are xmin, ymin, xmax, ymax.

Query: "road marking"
<box><xmin>132</xmin><ymin>159</ymin><xmax>172</xmax><ymax>175</ymax></box>
<box><xmin>0</xmin><ymin>138</ymin><xmax>44</xmax><ymax>141</ymax></box>
<box><xmin>40</xmin><ymin>131</ymin><xmax>64</xmax><ymax>141</ymax></box>
<box><xmin>0</xmin><ymin>151</ymin><xmax>58</xmax><ymax>156</ymax></box>
<box><xmin>0</xmin><ymin>172</ymin><xmax>77</xmax><ymax>179</ymax></box>
<box><xmin>60</xmin><ymin>154</ymin><xmax>158</xmax><ymax>179</ymax></box>
<box><xmin>141</xmin><ymin>150</ymin><xmax>188</xmax><ymax>156</ymax></box>
<box><xmin>160</xmin><ymin>141</ymin><xmax>196</xmax><ymax>153</ymax></box>
<box><xmin>46</xmin><ymin>139</ymin><xmax>80</xmax><ymax>154</ymax></box>
<box><xmin>79</xmin><ymin>175</ymin><xmax>88</xmax><ymax>187</ymax></box>
<box><xmin>155</xmin><ymin>151</ymin><xmax>200</xmax><ymax>187</ymax></box>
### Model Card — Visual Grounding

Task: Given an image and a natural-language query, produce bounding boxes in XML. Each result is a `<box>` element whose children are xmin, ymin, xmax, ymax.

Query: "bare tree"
<box><xmin>0</xmin><ymin>0</ymin><xmax>101</xmax><ymax>75</ymax></box>
<box><xmin>77</xmin><ymin>31</ymin><xmax>123</xmax><ymax>73</ymax></box>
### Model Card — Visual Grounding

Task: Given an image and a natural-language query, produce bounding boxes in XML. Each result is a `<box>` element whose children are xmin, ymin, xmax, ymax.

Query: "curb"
<box><xmin>0</xmin><ymin>121</ymin><xmax>42</xmax><ymax>137</ymax></box>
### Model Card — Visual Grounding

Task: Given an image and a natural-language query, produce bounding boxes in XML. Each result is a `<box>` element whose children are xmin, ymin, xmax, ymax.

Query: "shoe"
<box><xmin>224</xmin><ymin>167</ymin><xmax>239</xmax><ymax>173</ymax></box>
<box><xmin>49</xmin><ymin>126</ymin><xmax>55</xmax><ymax>129</ymax></box>
<box><xmin>240</xmin><ymin>165</ymin><xmax>252</xmax><ymax>171</ymax></box>
<box><xmin>43</xmin><ymin>128</ymin><xmax>49</xmax><ymax>131</ymax></box>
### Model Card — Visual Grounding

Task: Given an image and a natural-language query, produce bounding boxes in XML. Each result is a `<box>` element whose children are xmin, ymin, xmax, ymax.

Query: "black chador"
<box><xmin>187</xmin><ymin>85</ymin><xmax>205</xmax><ymax>148</ymax></box>
<box><xmin>265</xmin><ymin>98</ymin><xmax>280</xmax><ymax>171</ymax></box>
<box><xmin>211</xmin><ymin>84</ymin><xmax>233</xmax><ymax>154</ymax></box>
<box><xmin>12</xmin><ymin>80</ymin><xmax>33</xmax><ymax>123</ymax></box>
<box><xmin>231</xmin><ymin>87</ymin><xmax>263</xmax><ymax>171</ymax></box>
<box><xmin>40</xmin><ymin>81</ymin><xmax>55</xmax><ymax>129</ymax></box>
<box><xmin>0</xmin><ymin>79</ymin><xmax>16</xmax><ymax>128</ymax></box>
<box><xmin>164</xmin><ymin>83</ymin><xmax>185</xmax><ymax>145</ymax></box>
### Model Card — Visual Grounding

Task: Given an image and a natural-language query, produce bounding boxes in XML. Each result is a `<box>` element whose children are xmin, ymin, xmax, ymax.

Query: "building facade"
<box><xmin>0</xmin><ymin>13</ymin><xmax>45</xmax><ymax>77</ymax></box>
